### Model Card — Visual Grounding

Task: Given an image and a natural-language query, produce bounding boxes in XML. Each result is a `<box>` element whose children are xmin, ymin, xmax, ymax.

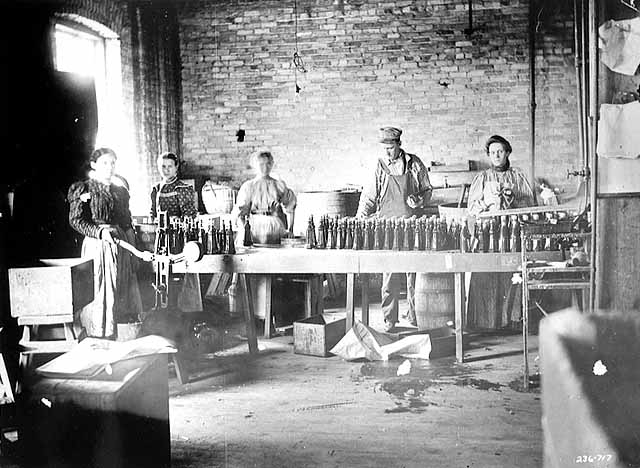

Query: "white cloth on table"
<box><xmin>598</xmin><ymin>17</ymin><xmax>640</xmax><ymax>75</ymax></box>
<box><xmin>597</xmin><ymin>101</ymin><xmax>640</xmax><ymax>159</ymax></box>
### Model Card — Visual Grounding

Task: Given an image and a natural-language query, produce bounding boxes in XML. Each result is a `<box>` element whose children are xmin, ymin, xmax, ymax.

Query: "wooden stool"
<box><xmin>18</xmin><ymin>316</ymin><xmax>78</xmax><ymax>372</ymax></box>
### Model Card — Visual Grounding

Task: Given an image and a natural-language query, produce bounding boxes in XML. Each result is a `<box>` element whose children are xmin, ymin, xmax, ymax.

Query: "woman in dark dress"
<box><xmin>150</xmin><ymin>152</ymin><xmax>196</xmax><ymax>219</ymax></box>
<box><xmin>149</xmin><ymin>151</ymin><xmax>200</xmax><ymax>312</ymax></box>
<box><xmin>68</xmin><ymin>147</ymin><xmax>142</xmax><ymax>338</ymax></box>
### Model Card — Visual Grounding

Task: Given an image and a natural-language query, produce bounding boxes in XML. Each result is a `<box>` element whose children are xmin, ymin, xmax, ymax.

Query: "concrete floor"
<box><xmin>0</xmin><ymin>292</ymin><xmax>543</xmax><ymax>468</ymax></box>
<box><xmin>167</xmin><ymin>300</ymin><xmax>543</xmax><ymax>468</ymax></box>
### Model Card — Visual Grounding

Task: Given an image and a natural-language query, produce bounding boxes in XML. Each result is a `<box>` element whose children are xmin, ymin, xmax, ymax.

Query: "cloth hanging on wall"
<box><xmin>129</xmin><ymin>3</ymin><xmax>183</xmax><ymax>206</ymax></box>
<box><xmin>597</xmin><ymin>101</ymin><xmax>640</xmax><ymax>159</ymax></box>
<box><xmin>598</xmin><ymin>17</ymin><xmax>640</xmax><ymax>75</ymax></box>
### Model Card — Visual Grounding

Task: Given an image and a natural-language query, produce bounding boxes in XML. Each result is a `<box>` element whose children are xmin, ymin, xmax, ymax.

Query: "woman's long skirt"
<box><xmin>78</xmin><ymin>228</ymin><xmax>142</xmax><ymax>338</ymax></box>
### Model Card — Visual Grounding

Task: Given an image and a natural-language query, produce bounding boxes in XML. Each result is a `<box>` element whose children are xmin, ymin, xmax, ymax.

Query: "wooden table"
<box><xmin>174</xmin><ymin>248</ymin><xmax>556</xmax><ymax>362</ymax></box>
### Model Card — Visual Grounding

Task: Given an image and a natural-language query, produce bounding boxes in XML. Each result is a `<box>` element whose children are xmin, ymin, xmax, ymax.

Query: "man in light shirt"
<box><xmin>356</xmin><ymin>127</ymin><xmax>433</xmax><ymax>332</ymax></box>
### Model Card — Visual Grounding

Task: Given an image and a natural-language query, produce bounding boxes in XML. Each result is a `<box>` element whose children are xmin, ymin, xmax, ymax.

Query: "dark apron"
<box><xmin>378</xmin><ymin>169</ymin><xmax>413</xmax><ymax>218</ymax></box>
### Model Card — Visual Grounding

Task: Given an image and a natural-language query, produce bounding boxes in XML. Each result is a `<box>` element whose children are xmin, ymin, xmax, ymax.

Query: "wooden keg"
<box><xmin>294</xmin><ymin>190</ymin><xmax>361</xmax><ymax>236</ymax></box>
<box><xmin>414</xmin><ymin>273</ymin><xmax>455</xmax><ymax>330</ymax></box>
<box><xmin>202</xmin><ymin>181</ymin><xmax>236</xmax><ymax>214</ymax></box>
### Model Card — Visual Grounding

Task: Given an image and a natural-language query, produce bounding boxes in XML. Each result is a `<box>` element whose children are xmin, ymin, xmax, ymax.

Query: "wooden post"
<box><xmin>360</xmin><ymin>273</ymin><xmax>370</xmax><ymax>326</ymax></box>
<box><xmin>454</xmin><ymin>273</ymin><xmax>465</xmax><ymax>363</ymax></box>
<box><xmin>238</xmin><ymin>274</ymin><xmax>259</xmax><ymax>354</ymax></box>
<box><xmin>261</xmin><ymin>276</ymin><xmax>273</xmax><ymax>338</ymax></box>
<box><xmin>346</xmin><ymin>273</ymin><xmax>355</xmax><ymax>331</ymax></box>
<box><xmin>522</xmin><ymin>229</ymin><xmax>530</xmax><ymax>391</ymax></box>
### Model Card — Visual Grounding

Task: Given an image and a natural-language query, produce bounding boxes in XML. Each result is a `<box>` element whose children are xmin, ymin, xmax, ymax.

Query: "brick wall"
<box><xmin>178</xmin><ymin>0</ymin><xmax>580</xmax><ymax>200</ymax></box>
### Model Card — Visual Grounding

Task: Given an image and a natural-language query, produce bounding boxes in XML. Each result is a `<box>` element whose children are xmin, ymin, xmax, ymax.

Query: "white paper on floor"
<box><xmin>330</xmin><ymin>321</ymin><xmax>432</xmax><ymax>361</ymax></box>
<box><xmin>396</xmin><ymin>359</ymin><xmax>412</xmax><ymax>376</ymax></box>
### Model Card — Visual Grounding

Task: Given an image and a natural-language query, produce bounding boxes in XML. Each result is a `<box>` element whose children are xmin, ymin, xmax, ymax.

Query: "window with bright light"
<box><xmin>54</xmin><ymin>23</ymin><xmax>105</xmax><ymax>77</ymax></box>
<box><xmin>52</xmin><ymin>18</ymin><xmax>134</xmax><ymax>182</ymax></box>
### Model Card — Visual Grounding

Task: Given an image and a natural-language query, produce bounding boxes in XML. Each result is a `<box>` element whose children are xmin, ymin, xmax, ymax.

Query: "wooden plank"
<box><xmin>18</xmin><ymin>315</ymin><xmax>74</xmax><ymax>326</ymax></box>
<box><xmin>428</xmin><ymin>171</ymin><xmax>479</xmax><ymax>187</ymax></box>
<box><xmin>596</xmin><ymin>197</ymin><xmax>640</xmax><ymax>312</ymax></box>
<box><xmin>428</xmin><ymin>162</ymin><xmax>475</xmax><ymax>172</ymax></box>
<box><xmin>527</xmin><ymin>282</ymin><xmax>590</xmax><ymax>290</ymax></box>
<box><xmin>19</xmin><ymin>340</ymin><xmax>77</xmax><ymax>354</ymax></box>
<box><xmin>304</xmin><ymin>278</ymin><xmax>312</xmax><ymax>318</ymax></box>
<box><xmin>262</xmin><ymin>276</ymin><xmax>273</xmax><ymax>339</ymax></box>
<box><xmin>173</xmin><ymin>250</ymin><xmax>561</xmax><ymax>274</ymax></box>
<box><xmin>360</xmin><ymin>273</ymin><xmax>369</xmax><ymax>326</ymax></box>
<box><xmin>476</xmin><ymin>204</ymin><xmax>583</xmax><ymax>218</ymax></box>
<box><xmin>311</xmin><ymin>275</ymin><xmax>324</xmax><ymax>317</ymax></box>
<box><xmin>238</xmin><ymin>274</ymin><xmax>258</xmax><ymax>354</ymax></box>
<box><xmin>454</xmin><ymin>273</ymin><xmax>465</xmax><ymax>363</ymax></box>
<box><xmin>346</xmin><ymin>274</ymin><xmax>355</xmax><ymax>331</ymax></box>
<box><xmin>173</xmin><ymin>249</ymin><xmax>360</xmax><ymax>274</ymax></box>
<box><xmin>171</xmin><ymin>354</ymin><xmax>188</xmax><ymax>385</ymax></box>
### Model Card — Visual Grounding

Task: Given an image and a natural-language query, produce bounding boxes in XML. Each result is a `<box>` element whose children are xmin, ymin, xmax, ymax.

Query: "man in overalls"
<box><xmin>356</xmin><ymin>127</ymin><xmax>433</xmax><ymax>332</ymax></box>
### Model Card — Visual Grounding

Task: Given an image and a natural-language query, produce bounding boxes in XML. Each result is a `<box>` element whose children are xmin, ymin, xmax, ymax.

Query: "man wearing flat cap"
<box><xmin>356</xmin><ymin>126</ymin><xmax>432</xmax><ymax>332</ymax></box>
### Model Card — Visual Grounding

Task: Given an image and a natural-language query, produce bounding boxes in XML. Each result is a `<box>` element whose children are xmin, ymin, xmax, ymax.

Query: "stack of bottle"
<box><xmin>304</xmin><ymin>213</ymin><xmax>577</xmax><ymax>253</ymax></box>
<box><xmin>155</xmin><ymin>216</ymin><xmax>236</xmax><ymax>255</ymax></box>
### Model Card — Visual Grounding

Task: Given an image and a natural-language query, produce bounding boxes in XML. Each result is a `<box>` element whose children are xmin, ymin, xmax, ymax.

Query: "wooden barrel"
<box><xmin>202</xmin><ymin>181</ymin><xmax>236</xmax><ymax>214</ymax></box>
<box><xmin>294</xmin><ymin>190</ymin><xmax>361</xmax><ymax>236</ymax></box>
<box><xmin>415</xmin><ymin>273</ymin><xmax>455</xmax><ymax>330</ymax></box>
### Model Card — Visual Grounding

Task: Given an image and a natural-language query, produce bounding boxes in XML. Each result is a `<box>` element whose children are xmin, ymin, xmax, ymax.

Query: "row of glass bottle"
<box><xmin>155</xmin><ymin>216</ymin><xmax>236</xmax><ymax>255</ymax></box>
<box><xmin>305</xmin><ymin>214</ymin><xmax>572</xmax><ymax>253</ymax></box>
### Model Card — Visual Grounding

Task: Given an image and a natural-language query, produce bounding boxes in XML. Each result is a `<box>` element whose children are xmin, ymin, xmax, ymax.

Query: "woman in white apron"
<box><xmin>68</xmin><ymin>148</ymin><xmax>142</xmax><ymax>338</ymax></box>
<box><xmin>467</xmin><ymin>135</ymin><xmax>536</xmax><ymax>329</ymax></box>
<box><xmin>230</xmin><ymin>150</ymin><xmax>297</xmax><ymax>327</ymax></box>
<box><xmin>234</xmin><ymin>150</ymin><xmax>297</xmax><ymax>244</ymax></box>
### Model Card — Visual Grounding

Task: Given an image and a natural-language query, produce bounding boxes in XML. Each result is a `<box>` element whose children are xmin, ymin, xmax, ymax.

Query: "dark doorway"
<box><xmin>10</xmin><ymin>71</ymin><xmax>98</xmax><ymax>261</ymax></box>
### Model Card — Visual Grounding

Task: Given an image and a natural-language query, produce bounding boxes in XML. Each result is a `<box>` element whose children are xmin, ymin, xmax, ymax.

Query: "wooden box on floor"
<box><xmin>20</xmin><ymin>355</ymin><xmax>169</xmax><ymax>468</ymax></box>
<box><xmin>398</xmin><ymin>326</ymin><xmax>456</xmax><ymax>359</ymax></box>
<box><xmin>294</xmin><ymin>315</ymin><xmax>346</xmax><ymax>357</ymax></box>
<box><xmin>8</xmin><ymin>258</ymin><xmax>93</xmax><ymax>322</ymax></box>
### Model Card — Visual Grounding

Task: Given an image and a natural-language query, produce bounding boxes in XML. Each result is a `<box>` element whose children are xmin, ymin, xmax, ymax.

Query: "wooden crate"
<box><xmin>398</xmin><ymin>326</ymin><xmax>456</xmax><ymax>359</ymax></box>
<box><xmin>9</xmin><ymin>259</ymin><xmax>93</xmax><ymax>322</ymax></box>
<box><xmin>294</xmin><ymin>315</ymin><xmax>346</xmax><ymax>357</ymax></box>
